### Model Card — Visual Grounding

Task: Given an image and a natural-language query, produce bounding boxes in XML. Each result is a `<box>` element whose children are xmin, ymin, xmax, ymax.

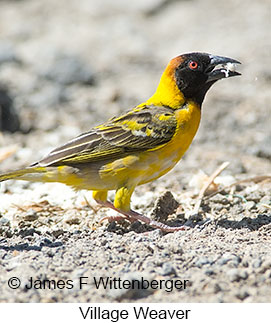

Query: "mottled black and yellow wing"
<box><xmin>34</xmin><ymin>105</ymin><xmax>177</xmax><ymax>167</ymax></box>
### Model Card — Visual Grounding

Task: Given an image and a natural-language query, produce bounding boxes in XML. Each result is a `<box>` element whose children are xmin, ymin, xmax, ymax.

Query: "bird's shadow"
<box><xmin>215</xmin><ymin>213</ymin><xmax>271</xmax><ymax>231</ymax></box>
<box><xmin>105</xmin><ymin>212</ymin><xmax>271</xmax><ymax>234</ymax></box>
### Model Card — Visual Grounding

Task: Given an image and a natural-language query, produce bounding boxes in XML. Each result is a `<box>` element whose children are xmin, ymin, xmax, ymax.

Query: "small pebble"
<box><xmin>227</xmin><ymin>269</ymin><xmax>248</xmax><ymax>282</ymax></box>
<box><xmin>244</xmin><ymin>201</ymin><xmax>256</xmax><ymax>210</ymax></box>
<box><xmin>236</xmin><ymin>290</ymin><xmax>250</xmax><ymax>301</ymax></box>
<box><xmin>252</xmin><ymin>258</ymin><xmax>262</xmax><ymax>269</ymax></box>
<box><xmin>195</xmin><ymin>257</ymin><xmax>211</xmax><ymax>268</ymax></box>
<box><xmin>161</xmin><ymin>262</ymin><xmax>177</xmax><ymax>276</ymax></box>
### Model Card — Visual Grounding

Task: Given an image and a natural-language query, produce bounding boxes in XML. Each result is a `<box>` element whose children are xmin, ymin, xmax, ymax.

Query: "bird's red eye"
<box><xmin>189</xmin><ymin>61</ymin><xmax>198</xmax><ymax>69</ymax></box>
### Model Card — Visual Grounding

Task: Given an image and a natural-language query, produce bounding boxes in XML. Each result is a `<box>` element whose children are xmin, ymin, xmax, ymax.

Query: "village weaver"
<box><xmin>0</xmin><ymin>52</ymin><xmax>241</xmax><ymax>232</ymax></box>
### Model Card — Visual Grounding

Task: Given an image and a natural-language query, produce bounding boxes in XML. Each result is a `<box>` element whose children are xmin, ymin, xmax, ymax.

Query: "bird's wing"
<box><xmin>35</xmin><ymin>105</ymin><xmax>177</xmax><ymax>167</ymax></box>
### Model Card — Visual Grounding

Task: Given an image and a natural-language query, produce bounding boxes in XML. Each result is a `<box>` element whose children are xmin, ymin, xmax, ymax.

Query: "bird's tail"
<box><xmin>0</xmin><ymin>167</ymin><xmax>48</xmax><ymax>182</ymax></box>
<box><xmin>0</xmin><ymin>165</ymin><xmax>85</xmax><ymax>188</ymax></box>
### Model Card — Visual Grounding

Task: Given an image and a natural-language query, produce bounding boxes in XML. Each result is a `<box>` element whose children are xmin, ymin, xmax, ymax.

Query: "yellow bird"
<box><xmin>0</xmin><ymin>52</ymin><xmax>241</xmax><ymax>232</ymax></box>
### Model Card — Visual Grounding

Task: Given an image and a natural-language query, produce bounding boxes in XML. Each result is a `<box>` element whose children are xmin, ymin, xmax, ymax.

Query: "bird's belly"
<box><xmin>138</xmin><ymin>153</ymin><xmax>179</xmax><ymax>185</ymax></box>
<box><xmin>91</xmin><ymin>153</ymin><xmax>177</xmax><ymax>189</ymax></box>
<box><xmin>94</xmin><ymin>142</ymin><xmax>185</xmax><ymax>190</ymax></box>
<box><xmin>136</xmin><ymin>139</ymin><xmax>188</xmax><ymax>185</ymax></box>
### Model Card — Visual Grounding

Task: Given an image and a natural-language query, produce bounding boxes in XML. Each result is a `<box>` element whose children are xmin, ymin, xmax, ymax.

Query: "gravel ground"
<box><xmin>0</xmin><ymin>0</ymin><xmax>271</xmax><ymax>303</ymax></box>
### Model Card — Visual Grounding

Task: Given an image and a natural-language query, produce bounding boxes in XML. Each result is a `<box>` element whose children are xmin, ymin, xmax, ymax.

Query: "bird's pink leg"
<box><xmin>95</xmin><ymin>199</ymin><xmax>189</xmax><ymax>232</ymax></box>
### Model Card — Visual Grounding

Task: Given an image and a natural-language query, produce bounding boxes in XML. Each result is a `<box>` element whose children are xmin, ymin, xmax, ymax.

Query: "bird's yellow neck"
<box><xmin>144</xmin><ymin>59</ymin><xmax>186</xmax><ymax>109</ymax></box>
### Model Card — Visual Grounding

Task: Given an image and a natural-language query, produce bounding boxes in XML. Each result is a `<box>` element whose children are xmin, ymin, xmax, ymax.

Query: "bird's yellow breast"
<box><xmin>138</xmin><ymin>100</ymin><xmax>201</xmax><ymax>184</ymax></box>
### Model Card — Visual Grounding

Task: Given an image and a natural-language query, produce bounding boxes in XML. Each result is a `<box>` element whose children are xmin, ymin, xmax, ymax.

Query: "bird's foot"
<box><xmin>95</xmin><ymin>199</ymin><xmax>189</xmax><ymax>232</ymax></box>
<box><xmin>96</xmin><ymin>199</ymin><xmax>136</xmax><ymax>223</ymax></box>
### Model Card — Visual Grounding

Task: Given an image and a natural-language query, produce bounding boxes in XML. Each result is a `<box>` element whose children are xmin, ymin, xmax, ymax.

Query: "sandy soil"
<box><xmin>0</xmin><ymin>0</ymin><xmax>271</xmax><ymax>302</ymax></box>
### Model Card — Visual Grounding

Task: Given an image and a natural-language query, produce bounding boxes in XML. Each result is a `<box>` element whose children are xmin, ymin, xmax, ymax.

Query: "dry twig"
<box><xmin>204</xmin><ymin>175</ymin><xmax>271</xmax><ymax>201</ymax></box>
<box><xmin>193</xmin><ymin>161</ymin><xmax>230</xmax><ymax>214</ymax></box>
<box><xmin>0</xmin><ymin>145</ymin><xmax>18</xmax><ymax>162</ymax></box>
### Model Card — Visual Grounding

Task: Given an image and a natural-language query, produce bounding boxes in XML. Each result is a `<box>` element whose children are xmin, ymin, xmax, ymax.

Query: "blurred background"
<box><xmin>0</xmin><ymin>0</ymin><xmax>270</xmax><ymax>178</ymax></box>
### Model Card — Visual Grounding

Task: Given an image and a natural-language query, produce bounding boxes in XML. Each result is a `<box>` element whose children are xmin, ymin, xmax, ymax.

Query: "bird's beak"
<box><xmin>206</xmin><ymin>55</ymin><xmax>241</xmax><ymax>82</ymax></box>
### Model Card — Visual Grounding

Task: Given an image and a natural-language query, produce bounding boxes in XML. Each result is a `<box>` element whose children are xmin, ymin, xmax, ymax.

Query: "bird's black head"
<box><xmin>174</xmin><ymin>52</ymin><xmax>241</xmax><ymax>105</ymax></box>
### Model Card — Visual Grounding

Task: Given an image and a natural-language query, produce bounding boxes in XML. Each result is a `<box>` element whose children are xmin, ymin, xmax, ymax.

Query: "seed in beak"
<box><xmin>221</xmin><ymin>62</ymin><xmax>238</xmax><ymax>78</ymax></box>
